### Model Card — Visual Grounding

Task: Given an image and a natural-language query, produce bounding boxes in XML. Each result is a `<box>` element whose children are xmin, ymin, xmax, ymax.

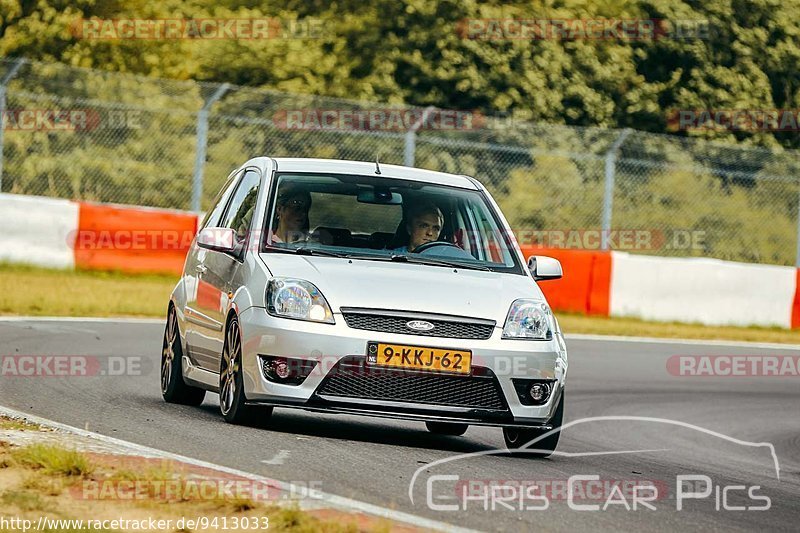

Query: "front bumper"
<box><xmin>238</xmin><ymin>307</ymin><xmax>568</xmax><ymax>428</ymax></box>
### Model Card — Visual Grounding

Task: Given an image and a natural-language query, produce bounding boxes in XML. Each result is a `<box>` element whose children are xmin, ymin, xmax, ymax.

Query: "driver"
<box><xmin>271</xmin><ymin>186</ymin><xmax>311</xmax><ymax>244</ymax></box>
<box><xmin>390</xmin><ymin>201</ymin><xmax>444</xmax><ymax>253</ymax></box>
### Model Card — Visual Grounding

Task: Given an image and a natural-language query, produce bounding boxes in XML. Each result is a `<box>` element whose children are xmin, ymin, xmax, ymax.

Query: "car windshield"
<box><xmin>261</xmin><ymin>173</ymin><xmax>522</xmax><ymax>274</ymax></box>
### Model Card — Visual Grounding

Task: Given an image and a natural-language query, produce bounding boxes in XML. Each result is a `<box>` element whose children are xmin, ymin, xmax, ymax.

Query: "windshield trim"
<box><xmin>259</xmin><ymin>171</ymin><xmax>524</xmax><ymax>275</ymax></box>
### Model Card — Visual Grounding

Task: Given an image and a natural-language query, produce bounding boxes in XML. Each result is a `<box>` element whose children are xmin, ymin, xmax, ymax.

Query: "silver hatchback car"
<box><xmin>161</xmin><ymin>157</ymin><xmax>568</xmax><ymax>456</ymax></box>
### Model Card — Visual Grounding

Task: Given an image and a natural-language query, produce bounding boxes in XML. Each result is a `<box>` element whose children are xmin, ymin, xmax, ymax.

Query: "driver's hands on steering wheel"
<box><xmin>411</xmin><ymin>240</ymin><xmax>463</xmax><ymax>253</ymax></box>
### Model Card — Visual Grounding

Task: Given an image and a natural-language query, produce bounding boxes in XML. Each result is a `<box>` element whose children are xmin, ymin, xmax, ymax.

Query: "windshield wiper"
<box><xmin>292</xmin><ymin>246</ymin><xmax>350</xmax><ymax>258</ymax></box>
<box><xmin>389</xmin><ymin>254</ymin><xmax>492</xmax><ymax>272</ymax></box>
<box><xmin>279</xmin><ymin>247</ymin><xmax>493</xmax><ymax>271</ymax></box>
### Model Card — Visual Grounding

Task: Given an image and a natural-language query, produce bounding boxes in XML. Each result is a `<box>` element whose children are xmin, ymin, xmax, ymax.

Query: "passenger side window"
<box><xmin>462</xmin><ymin>199</ymin><xmax>514</xmax><ymax>266</ymax></box>
<box><xmin>202</xmin><ymin>170</ymin><xmax>243</xmax><ymax>229</ymax></box>
<box><xmin>221</xmin><ymin>169</ymin><xmax>261</xmax><ymax>244</ymax></box>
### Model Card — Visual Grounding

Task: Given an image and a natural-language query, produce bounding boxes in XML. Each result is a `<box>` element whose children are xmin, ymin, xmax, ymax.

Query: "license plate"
<box><xmin>366</xmin><ymin>342</ymin><xmax>472</xmax><ymax>374</ymax></box>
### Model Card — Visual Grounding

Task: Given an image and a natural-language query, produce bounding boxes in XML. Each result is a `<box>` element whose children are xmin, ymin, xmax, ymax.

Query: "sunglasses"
<box><xmin>281</xmin><ymin>198</ymin><xmax>309</xmax><ymax>209</ymax></box>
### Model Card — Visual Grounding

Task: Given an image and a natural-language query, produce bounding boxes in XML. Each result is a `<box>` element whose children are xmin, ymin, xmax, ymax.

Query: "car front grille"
<box><xmin>341</xmin><ymin>308</ymin><xmax>495</xmax><ymax>340</ymax></box>
<box><xmin>315</xmin><ymin>357</ymin><xmax>507</xmax><ymax>411</ymax></box>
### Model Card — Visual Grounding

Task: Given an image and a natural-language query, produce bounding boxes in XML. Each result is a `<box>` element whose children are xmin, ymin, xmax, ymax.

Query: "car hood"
<box><xmin>260</xmin><ymin>253</ymin><xmax>543</xmax><ymax>322</ymax></box>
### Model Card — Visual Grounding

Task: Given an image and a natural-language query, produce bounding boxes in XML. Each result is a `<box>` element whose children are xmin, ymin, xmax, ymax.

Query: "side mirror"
<box><xmin>528</xmin><ymin>255</ymin><xmax>562</xmax><ymax>281</ymax></box>
<box><xmin>197</xmin><ymin>227</ymin><xmax>236</xmax><ymax>253</ymax></box>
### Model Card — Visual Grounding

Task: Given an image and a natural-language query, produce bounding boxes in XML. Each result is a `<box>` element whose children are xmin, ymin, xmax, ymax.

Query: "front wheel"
<box><xmin>503</xmin><ymin>392</ymin><xmax>564</xmax><ymax>458</ymax></box>
<box><xmin>220</xmin><ymin>317</ymin><xmax>272</xmax><ymax>425</ymax></box>
<box><xmin>161</xmin><ymin>306</ymin><xmax>206</xmax><ymax>406</ymax></box>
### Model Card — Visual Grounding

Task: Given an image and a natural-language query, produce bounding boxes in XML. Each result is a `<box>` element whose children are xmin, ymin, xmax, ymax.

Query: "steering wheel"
<box><xmin>412</xmin><ymin>241</ymin><xmax>463</xmax><ymax>254</ymax></box>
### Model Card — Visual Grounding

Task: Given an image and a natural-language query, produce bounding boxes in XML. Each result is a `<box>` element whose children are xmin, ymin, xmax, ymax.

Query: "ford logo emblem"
<box><xmin>406</xmin><ymin>320</ymin><xmax>434</xmax><ymax>332</ymax></box>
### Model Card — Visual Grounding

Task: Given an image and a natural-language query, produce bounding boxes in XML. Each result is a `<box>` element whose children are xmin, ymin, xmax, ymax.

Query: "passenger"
<box><xmin>390</xmin><ymin>201</ymin><xmax>444</xmax><ymax>253</ymax></box>
<box><xmin>271</xmin><ymin>186</ymin><xmax>311</xmax><ymax>244</ymax></box>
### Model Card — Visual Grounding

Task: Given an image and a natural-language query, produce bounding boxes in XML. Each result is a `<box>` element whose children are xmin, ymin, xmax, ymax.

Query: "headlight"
<box><xmin>266</xmin><ymin>278</ymin><xmax>334</xmax><ymax>324</ymax></box>
<box><xmin>502</xmin><ymin>299</ymin><xmax>553</xmax><ymax>340</ymax></box>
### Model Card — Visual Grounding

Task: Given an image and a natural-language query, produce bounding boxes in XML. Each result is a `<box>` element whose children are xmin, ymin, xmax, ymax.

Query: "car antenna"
<box><xmin>375</xmin><ymin>156</ymin><xmax>382</xmax><ymax>175</ymax></box>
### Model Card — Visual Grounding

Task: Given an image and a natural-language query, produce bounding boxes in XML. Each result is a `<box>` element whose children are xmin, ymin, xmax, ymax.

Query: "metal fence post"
<box><xmin>403</xmin><ymin>106</ymin><xmax>436</xmax><ymax>167</ymax></box>
<box><xmin>0</xmin><ymin>58</ymin><xmax>27</xmax><ymax>193</ymax></box>
<box><xmin>601</xmin><ymin>128</ymin><xmax>633</xmax><ymax>250</ymax></box>
<box><xmin>191</xmin><ymin>83</ymin><xmax>230</xmax><ymax>212</ymax></box>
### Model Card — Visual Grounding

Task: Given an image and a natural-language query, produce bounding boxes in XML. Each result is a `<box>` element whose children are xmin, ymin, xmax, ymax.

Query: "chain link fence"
<box><xmin>2</xmin><ymin>57</ymin><xmax>799</xmax><ymax>266</ymax></box>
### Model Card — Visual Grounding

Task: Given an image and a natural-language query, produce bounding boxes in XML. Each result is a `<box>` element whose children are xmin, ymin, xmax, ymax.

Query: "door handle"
<box><xmin>195</xmin><ymin>264</ymin><xmax>207</xmax><ymax>274</ymax></box>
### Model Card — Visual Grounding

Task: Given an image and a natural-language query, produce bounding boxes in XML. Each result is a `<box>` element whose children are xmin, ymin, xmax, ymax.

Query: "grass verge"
<box><xmin>2</xmin><ymin>263</ymin><xmax>799</xmax><ymax>344</ymax></box>
<box><xmin>0</xmin><ymin>441</ymin><xmax>379</xmax><ymax>532</ymax></box>
<box><xmin>0</xmin><ymin>263</ymin><xmax>175</xmax><ymax>318</ymax></box>
<box><xmin>10</xmin><ymin>444</ymin><xmax>94</xmax><ymax>477</ymax></box>
<box><xmin>558</xmin><ymin>313</ymin><xmax>800</xmax><ymax>345</ymax></box>
<box><xmin>0</xmin><ymin>418</ymin><xmax>43</xmax><ymax>432</ymax></box>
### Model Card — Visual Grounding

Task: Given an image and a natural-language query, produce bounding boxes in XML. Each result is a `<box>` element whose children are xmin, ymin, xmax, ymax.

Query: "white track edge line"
<box><xmin>565</xmin><ymin>333</ymin><xmax>800</xmax><ymax>351</ymax></box>
<box><xmin>0</xmin><ymin>316</ymin><xmax>163</xmax><ymax>324</ymax></box>
<box><xmin>0</xmin><ymin>405</ymin><xmax>475</xmax><ymax>533</ymax></box>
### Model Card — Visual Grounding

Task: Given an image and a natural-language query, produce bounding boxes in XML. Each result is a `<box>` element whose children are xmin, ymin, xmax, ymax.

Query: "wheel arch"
<box><xmin>164</xmin><ymin>297</ymin><xmax>186</xmax><ymax>355</ymax></box>
<box><xmin>224</xmin><ymin>308</ymin><xmax>241</xmax><ymax>346</ymax></box>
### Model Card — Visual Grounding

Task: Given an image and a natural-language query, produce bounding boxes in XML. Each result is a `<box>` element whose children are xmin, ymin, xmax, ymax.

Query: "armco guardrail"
<box><xmin>3</xmin><ymin>193</ymin><xmax>798</xmax><ymax>329</ymax></box>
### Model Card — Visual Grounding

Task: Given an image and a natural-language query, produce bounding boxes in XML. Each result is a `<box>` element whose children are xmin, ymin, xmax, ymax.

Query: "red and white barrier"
<box><xmin>609</xmin><ymin>252</ymin><xmax>796</xmax><ymax>329</ymax></box>
<box><xmin>0</xmin><ymin>193</ymin><xmax>198</xmax><ymax>275</ymax></box>
<box><xmin>519</xmin><ymin>247</ymin><xmax>800</xmax><ymax>329</ymax></box>
<box><xmin>2</xmin><ymin>193</ymin><xmax>799</xmax><ymax>329</ymax></box>
<box><xmin>0</xmin><ymin>194</ymin><xmax>79</xmax><ymax>269</ymax></box>
<box><xmin>74</xmin><ymin>201</ymin><xmax>198</xmax><ymax>275</ymax></box>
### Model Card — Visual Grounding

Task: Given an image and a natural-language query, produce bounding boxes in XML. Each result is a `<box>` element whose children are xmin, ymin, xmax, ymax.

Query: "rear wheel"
<box><xmin>503</xmin><ymin>392</ymin><xmax>564</xmax><ymax>458</ymax></box>
<box><xmin>220</xmin><ymin>317</ymin><xmax>272</xmax><ymax>425</ymax></box>
<box><xmin>161</xmin><ymin>306</ymin><xmax>206</xmax><ymax>406</ymax></box>
<box><xmin>425</xmin><ymin>422</ymin><xmax>468</xmax><ymax>436</ymax></box>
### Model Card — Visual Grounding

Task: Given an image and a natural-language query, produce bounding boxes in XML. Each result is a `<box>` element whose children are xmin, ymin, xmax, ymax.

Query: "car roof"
<box><xmin>268</xmin><ymin>158</ymin><xmax>480</xmax><ymax>190</ymax></box>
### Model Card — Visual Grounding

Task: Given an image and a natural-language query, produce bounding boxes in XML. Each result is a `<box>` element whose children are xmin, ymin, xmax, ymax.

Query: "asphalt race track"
<box><xmin>1</xmin><ymin>318</ymin><xmax>798</xmax><ymax>532</ymax></box>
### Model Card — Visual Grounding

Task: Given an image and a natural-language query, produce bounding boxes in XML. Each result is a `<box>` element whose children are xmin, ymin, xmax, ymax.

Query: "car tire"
<box><xmin>161</xmin><ymin>305</ymin><xmax>206</xmax><ymax>406</ymax></box>
<box><xmin>220</xmin><ymin>316</ymin><xmax>272</xmax><ymax>425</ymax></box>
<box><xmin>503</xmin><ymin>391</ymin><xmax>564</xmax><ymax>458</ymax></box>
<box><xmin>425</xmin><ymin>421</ymin><xmax>468</xmax><ymax>436</ymax></box>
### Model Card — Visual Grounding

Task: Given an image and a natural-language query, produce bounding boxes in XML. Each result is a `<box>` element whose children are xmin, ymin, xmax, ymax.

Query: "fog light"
<box><xmin>529</xmin><ymin>382</ymin><xmax>551</xmax><ymax>403</ymax></box>
<box><xmin>274</xmin><ymin>359</ymin><xmax>290</xmax><ymax>379</ymax></box>
<box><xmin>260</xmin><ymin>355</ymin><xmax>317</xmax><ymax>385</ymax></box>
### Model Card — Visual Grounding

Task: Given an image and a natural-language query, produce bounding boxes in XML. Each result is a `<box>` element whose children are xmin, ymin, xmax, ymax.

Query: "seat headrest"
<box><xmin>311</xmin><ymin>226</ymin><xmax>352</xmax><ymax>246</ymax></box>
